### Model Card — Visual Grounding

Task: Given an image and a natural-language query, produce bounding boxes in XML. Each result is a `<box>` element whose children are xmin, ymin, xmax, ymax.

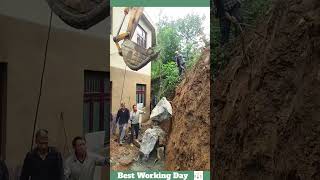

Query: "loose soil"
<box><xmin>165</xmin><ymin>48</ymin><xmax>211</xmax><ymax>170</ymax></box>
<box><xmin>212</xmin><ymin>0</ymin><xmax>320</xmax><ymax>179</ymax></box>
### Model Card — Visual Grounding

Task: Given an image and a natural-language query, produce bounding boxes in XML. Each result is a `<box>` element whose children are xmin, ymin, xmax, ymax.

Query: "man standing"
<box><xmin>129</xmin><ymin>104</ymin><xmax>145</xmax><ymax>145</ymax></box>
<box><xmin>20</xmin><ymin>129</ymin><xmax>63</xmax><ymax>180</ymax></box>
<box><xmin>214</xmin><ymin>0</ymin><xmax>242</xmax><ymax>46</ymax></box>
<box><xmin>116</xmin><ymin>103</ymin><xmax>130</xmax><ymax>145</ymax></box>
<box><xmin>64</xmin><ymin>136</ymin><xmax>108</xmax><ymax>180</ymax></box>
<box><xmin>0</xmin><ymin>159</ymin><xmax>8</xmax><ymax>180</ymax></box>
<box><xmin>174</xmin><ymin>51</ymin><xmax>186</xmax><ymax>76</ymax></box>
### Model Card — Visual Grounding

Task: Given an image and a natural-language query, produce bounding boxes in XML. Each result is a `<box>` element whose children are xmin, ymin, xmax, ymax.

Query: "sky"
<box><xmin>144</xmin><ymin>7</ymin><xmax>210</xmax><ymax>38</ymax></box>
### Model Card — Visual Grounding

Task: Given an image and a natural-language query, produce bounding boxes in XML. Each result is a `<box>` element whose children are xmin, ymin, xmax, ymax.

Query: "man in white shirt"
<box><xmin>64</xmin><ymin>136</ymin><xmax>108</xmax><ymax>180</ymax></box>
<box><xmin>129</xmin><ymin>104</ymin><xmax>145</xmax><ymax>145</ymax></box>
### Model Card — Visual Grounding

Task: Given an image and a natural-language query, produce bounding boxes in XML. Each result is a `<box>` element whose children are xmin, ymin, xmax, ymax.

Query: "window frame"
<box><xmin>83</xmin><ymin>70</ymin><xmax>110</xmax><ymax>133</ymax></box>
<box><xmin>136</xmin><ymin>25</ymin><xmax>147</xmax><ymax>48</ymax></box>
<box><xmin>136</xmin><ymin>84</ymin><xmax>147</xmax><ymax>107</ymax></box>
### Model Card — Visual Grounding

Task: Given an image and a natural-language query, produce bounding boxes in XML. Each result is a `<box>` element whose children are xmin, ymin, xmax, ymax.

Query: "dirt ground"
<box><xmin>110</xmin><ymin>135</ymin><xmax>139</xmax><ymax>170</ymax></box>
<box><xmin>165</xmin><ymin>48</ymin><xmax>211</xmax><ymax>170</ymax></box>
<box><xmin>110</xmin><ymin>130</ymin><xmax>165</xmax><ymax>171</ymax></box>
<box><xmin>212</xmin><ymin>0</ymin><xmax>320</xmax><ymax>179</ymax></box>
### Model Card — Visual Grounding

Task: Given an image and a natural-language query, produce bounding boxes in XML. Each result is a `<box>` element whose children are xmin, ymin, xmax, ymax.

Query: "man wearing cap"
<box><xmin>20</xmin><ymin>129</ymin><xmax>63</xmax><ymax>180</ymax></box>
<box><xmin>174</xmin><ymin>51</ymin><xmax>186</xmax><ymax>76</ymax></box>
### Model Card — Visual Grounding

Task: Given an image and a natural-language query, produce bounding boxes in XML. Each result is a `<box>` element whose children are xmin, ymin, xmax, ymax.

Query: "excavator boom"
<box><xmin>113</xmin><ymin>7</ymin><xmax>159</xmax><ymax>71</ymax></box>
<box><xmin>45</xmin><ymin>2</ymin><xmax>158</xmax><ymax>71</ymax></box>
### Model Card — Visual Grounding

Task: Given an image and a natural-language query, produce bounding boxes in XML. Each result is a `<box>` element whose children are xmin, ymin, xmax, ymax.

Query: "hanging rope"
<box><xmin>158</xmin><ymin>60</ymin><xmax>163</xmax><ymax>100</ymax></box>
<box><xmin>119</xmin><ymin>65</ymin><xmax>127</xmax><ymax>105</ymax></box>
<box><xmin>30</xmin><ymin>10</ymin><xmax>53</xmax><ymax>151</ymax></box>
<box><xmin>60</xmin><ymin>112</ymin><xmax>70</xmax><ymax>155</ymax></box>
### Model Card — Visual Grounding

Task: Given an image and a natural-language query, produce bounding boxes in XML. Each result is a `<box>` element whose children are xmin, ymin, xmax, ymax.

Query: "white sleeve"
<box><xmin>139</xmin><ymin>112</ymin><xmax>143</xmax><ymax>124</ymax></box>
<box><xmin>92</xmin><ymin>153</ymin><xmax>108</xmax><ymax>166</ymax></box>
<box><xmin>139</xmin><ymin>110</ymin><xmax>146</xmax><ymax>114</ymax></box>
<box><xmin>64</xmin><ymin>157</ymin><xmax>72</xmax><ymax>180</ymax></box>
<box><xmin>128</xmin><ymin>112</ymin><xmax>131</xmax><ymax>124</ymax></box>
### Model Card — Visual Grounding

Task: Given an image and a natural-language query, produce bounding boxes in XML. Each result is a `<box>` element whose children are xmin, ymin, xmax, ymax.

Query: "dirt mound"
<box><xmin>212</xmin><ymin>0</ymin><xmax>320</xmax><ymax>179</ymax></box>
<box><xmin>110</xmin><ymin>136</ymin><xmax>139</xmax><ymax>170</ymax></box>
<box><xmin>165</xmin><ymin>49</ymin><xmax>210</xmax><ymax>170</ymax></box>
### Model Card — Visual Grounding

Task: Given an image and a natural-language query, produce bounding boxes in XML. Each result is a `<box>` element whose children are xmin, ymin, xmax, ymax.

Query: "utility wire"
<box><xmin>30</xmin><ymin>10</ymin><xmax>53</xmax><ymax>151</ymax></box>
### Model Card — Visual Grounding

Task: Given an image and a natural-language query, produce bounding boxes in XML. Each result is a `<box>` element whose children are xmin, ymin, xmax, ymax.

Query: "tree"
<box><xmin>152</xmin><ymin>12</ymin><xmax>208</xmax><ymax>99</ymax></box>
<box><xmin>156</xmin><ymin>26</ymin><xmax>182</xmax><ymax>64</ymax></box>
<box><xmin>156</xmin><ymin>13</ymin><xmax>207</xmax><ymax>64</ymax></box>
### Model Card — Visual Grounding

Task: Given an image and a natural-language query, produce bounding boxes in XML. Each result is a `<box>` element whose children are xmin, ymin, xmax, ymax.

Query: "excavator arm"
<box><xmin>113</xmin><ymin>7</ymin><xmax>144</xmax><ymax>55</ymax></box>
<box><xmin>45</xmin><ymin>1</ymin><xmax>158</xmax><ymax>71</ymax></box>
<box><xmin>113</xmin><ymin>7</ymin><xmax>159</xmax><ymax>71</ymax></box>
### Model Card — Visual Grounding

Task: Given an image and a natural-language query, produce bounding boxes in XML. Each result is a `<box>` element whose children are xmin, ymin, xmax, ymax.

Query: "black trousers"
<box><xmin>219</xmin><ymin>2</ymin><xmax>242</xmax><ymax>46</ymax></box>
<box><xmin>178</xmin><ymin>63</ymin><xmax>186</xmax><ymax>76</ymax></box>
<box><xmin>131</xmin><ymin>123</ymin><xmax>140</xmax><ymax>142</ymax></box>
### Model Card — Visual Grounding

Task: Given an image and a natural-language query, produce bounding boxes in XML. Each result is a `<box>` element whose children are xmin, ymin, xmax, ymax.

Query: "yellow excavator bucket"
<box><xmin>121</xmin><ymin>39</ymin><xmax>159</xmax><ymax>71</ymax></box>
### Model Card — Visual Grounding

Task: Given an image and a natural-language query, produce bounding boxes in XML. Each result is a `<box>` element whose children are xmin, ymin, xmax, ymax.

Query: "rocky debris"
<box><xmin>110</xmin><ymin>127</ymin><xmax>166</xmax><ymax>171</ymax></box>
<box><xmin>118</xmin><ymin>157</ymin><xmax>135</xmax><ymax>166</ymax></box>
<box><xmin>212</xmin><ymin>0</ymin><xmax>320</xmax><ymax>179</ymax></box>
<box><xmin>110</xmin><ymin>136</ymin><xmax>139</xmax><ymax>170</ymax></box>
<box><xmin>139</xmin><ymin>126</ymin><xmax>166</xmax><ymax>159</ymax></box>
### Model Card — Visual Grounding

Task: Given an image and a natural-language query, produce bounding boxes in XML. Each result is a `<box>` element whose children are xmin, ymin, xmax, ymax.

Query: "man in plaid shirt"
<box><xmin>213</xmin><ymin>0</ymin><xmax>242</xmax><ymax>46</ymax></box>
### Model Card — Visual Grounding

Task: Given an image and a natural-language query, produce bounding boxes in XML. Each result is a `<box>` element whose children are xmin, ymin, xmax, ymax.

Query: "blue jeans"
<box><xmin>130</xmin><ymin>123</ymin><xmax>140</xmax><ymax>143</ymax></box>
<box><xmin>118</xmin><ymin>123</ymin><xmax>127</xmax><ymax>143</ymax></box>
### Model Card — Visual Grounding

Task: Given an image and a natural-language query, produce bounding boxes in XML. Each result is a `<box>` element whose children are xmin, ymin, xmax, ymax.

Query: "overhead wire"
<box><xmin>30</xmin><ymin>10</ymin><xmax>53</xmax><ymax>151</ymax></box>
<box><xmin>119</xmin><ymin>65</ymin><xmax>127</xmax><ymax>105</ymax></box>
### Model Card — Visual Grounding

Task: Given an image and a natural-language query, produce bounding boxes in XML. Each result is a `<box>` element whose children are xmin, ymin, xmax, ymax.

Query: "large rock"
<box><xmin>150</xmin><ymin>97</ymin><xmax>172</xmax><ymax>123</ymax></box>
<box><xmin>139</xmin><ymin>126</ymin><xmax>166</xmax><ymax>156</ymax></box>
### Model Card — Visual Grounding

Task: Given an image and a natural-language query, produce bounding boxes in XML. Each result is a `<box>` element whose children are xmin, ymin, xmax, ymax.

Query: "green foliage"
<box><xmin>151</xmin><ymin>59</ymin><xmax>162</xmax><ymax>78</ymax></box>
<box><xmin>152</xmin><ymin>12</ymin><xmax>209</xmax><ymax>99</ymax></box>
<box><xmin>156</xmin><ymin>26</ymin><xmax>181</xmax><ymax>64</ymax></box>
<box><xmin>186</xmin><ymin>50</ymin><xmax>202</xmax><ymax>70</ymax></box>
<box><xmin>176</xmin><ymin>14</ymin><xmax>205</xmax><ymax>42</ymax></box>
<box><xmin>152</xmin><ymin>61</ymin><xmax>180</xmax><ymax>100</ymax></box>
<box><xmin>160</xmin><ymin>62</ymin><xmax>180</xmax><ymax>98</ymax></box>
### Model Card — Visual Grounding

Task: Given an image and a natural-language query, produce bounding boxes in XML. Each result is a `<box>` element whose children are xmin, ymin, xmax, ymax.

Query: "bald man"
<box><xmin>20</xmin><ymin>129</ymin><xmax>63</xmax><ymax>180</ymax></box>
<box><xmin>116</xmin><ymin>103</ymin><xmax>130</xmax><ymax>145</ymax></box>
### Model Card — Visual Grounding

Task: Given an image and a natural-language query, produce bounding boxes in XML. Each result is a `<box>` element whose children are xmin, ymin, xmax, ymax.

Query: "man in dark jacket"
<box><xmin>20</xmin><ymin>129</ymin><xmax>63</xmax><ymax>180</ymax></box>
<box><xmin>0</xmin><ymin>159</ymin><xmax>8</xmax><ymax>180</ymax></box>
<box><xmin>116</xmin><ymin>103</ymin><xmax>130</xmax><ymax>145</ymax></box>
<box><xmin>174</xmin><ymin>51</ymin><xmax>186</xmax><ymax>76</ymax></box>
<box><xmin>214</xmin><ymin>0</ymin><xmax>242</xmax><ymax>45</ymax></box>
